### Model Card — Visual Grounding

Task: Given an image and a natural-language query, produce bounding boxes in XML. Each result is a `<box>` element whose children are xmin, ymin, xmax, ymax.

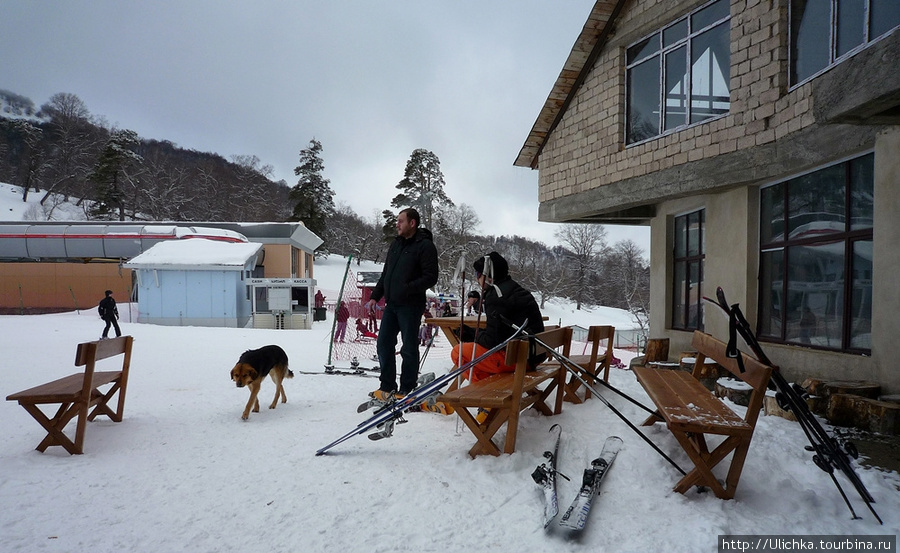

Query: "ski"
<box><xmin>297</xmin><ymin>368</ymin><xmax>378</xmax><ymax>378</ymax></box>
<box><xmin>315</xmin><ymin>320</ymin><xmax>530</xmax><ymax>455</ymax></box>
<box><xmin>531</xmin><ymin>424</ymin><xmax>568</xmax><ymax>528</ymax></box>
<box><xmin>704</xmin><ymin>287</ymin><xmax>882</xmax><ymax>524</ymax></box>
<box><xmin>558</xmin><ymin>436</ymin><xmax>622</xmax><ymax>531</ymax></box>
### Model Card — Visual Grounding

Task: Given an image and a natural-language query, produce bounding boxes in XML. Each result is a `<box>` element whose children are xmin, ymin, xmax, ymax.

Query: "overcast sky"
<box><xmin>1</xmin><ymin>1</ymin><xmax>649</xmax><ymax>252</ymax></box>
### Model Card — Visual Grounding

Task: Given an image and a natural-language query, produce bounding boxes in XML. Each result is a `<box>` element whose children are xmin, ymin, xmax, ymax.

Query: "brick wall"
<box><xmin>537</xmin><ymin>0</ymin><xmax>817</xmax><ymax>205</ymax></box>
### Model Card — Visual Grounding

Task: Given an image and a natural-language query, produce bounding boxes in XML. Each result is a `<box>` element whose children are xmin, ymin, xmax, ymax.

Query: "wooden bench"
<box><xmin>563</xmin><ymin>325</ymin><xmax>614</xmax><ymax>404</ymax></box>
<box><xmin>632</xmin><ymin>331</ymin><xmax>772</xmax><ymax>499</ymax></box>
<box><xmin>6</xmin><ymin>336</ymin><xmax>134</xmax><ymax>455</ymax></box>
<box><xmin>437</xmin><ymin>327</ymin><xmax>572</xmax><ymax>457</ymax></box>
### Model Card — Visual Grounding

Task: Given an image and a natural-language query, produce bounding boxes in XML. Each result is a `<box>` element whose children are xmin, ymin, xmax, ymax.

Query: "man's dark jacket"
<box><xmin>371</xmin><ymin>227</ymin><xmax>439</xmax><ymax>308</ymax></box>
<box><xmin>476</xmin><ymin>276</ymin><xmax>544</xmax><ymax>350</ymax></box>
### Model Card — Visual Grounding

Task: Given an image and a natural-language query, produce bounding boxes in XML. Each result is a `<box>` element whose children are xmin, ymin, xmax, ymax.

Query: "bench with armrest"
<box><xmin>6</xmin><ymin>336</ymin><xmax>134</xmax><ymax>455</ymax></box>
<box><xmin>632</xmin><ymin>331</ymin><xmax>772</xmax><ymax>499</ymax></box>
<box><xmin>563</xmin><ymin>325</ymin><xmax>614</xmax><ymax>404</ymax></box>
<box><xmin>437</xmin><ymin>326</ymin><xmax>572</xmax><ymax>457</ymax></box>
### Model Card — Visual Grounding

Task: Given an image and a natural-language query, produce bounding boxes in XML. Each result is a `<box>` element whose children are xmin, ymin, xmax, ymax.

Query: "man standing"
<box><xmin>366</xmin><ymin>208</ymin><xmax>438</xmax><ymax>399</ymax></box>
<box><xmin>98</xmin><ymin>289</ymin><xmax>121</xmax><ymax>339</ymax></box>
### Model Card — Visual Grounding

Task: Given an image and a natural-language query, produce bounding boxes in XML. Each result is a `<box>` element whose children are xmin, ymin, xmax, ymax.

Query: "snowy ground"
<box><xmin>1</xmin><ymin>256</ymin><xmax>898</xmax><ymax>553</ymax></box>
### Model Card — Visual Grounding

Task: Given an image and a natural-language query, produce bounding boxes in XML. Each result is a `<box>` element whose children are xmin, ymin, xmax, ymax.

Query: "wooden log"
<box><xmin>643</xmin><ymin>338</ymin><xmax>669</xmax><ymax>363</ymax></box>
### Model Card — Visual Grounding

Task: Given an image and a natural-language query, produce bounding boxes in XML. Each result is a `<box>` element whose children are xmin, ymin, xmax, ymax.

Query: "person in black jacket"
<box><xmin>451</xmin><ymin>251</ymin><xmax>544</xmax><ymax>383</ymax></box>
<box><xmin>366</xmin><ymin>208</ymin><xmax>439</xmax><ymax>398</ymax></box>
<box><xmin>98</xmin><ymin>289</ymin><xmax>121</xmax><ymax>339</ymax></box>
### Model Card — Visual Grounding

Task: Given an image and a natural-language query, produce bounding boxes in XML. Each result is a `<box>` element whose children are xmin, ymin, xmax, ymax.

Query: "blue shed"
<box><xmin>124</xmin><ymin>238</ymin><xmax>263</xmax><ymax>327</ymax></box>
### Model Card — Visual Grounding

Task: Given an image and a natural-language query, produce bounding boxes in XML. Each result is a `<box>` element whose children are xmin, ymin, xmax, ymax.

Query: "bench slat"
<box><xmin>634</xmin><ymin>366</ymin><xmax>751</xmax><ymax>435</ymax></box>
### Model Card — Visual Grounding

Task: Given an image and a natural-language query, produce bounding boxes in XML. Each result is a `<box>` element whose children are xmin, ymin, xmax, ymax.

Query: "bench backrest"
<box><xmin>75</xmin><ymin>336</ymin><xmax>132</xmax><ymax>366</ymax></box>
<box><xmin>504</xmin><ymin>326</ymin><xmax>573</xmax><ymax>367</ymax></box>
<box><xmin>691</xmin><ymin>331</ymin><xmax>772</xmax><ymax>393</ymax></box>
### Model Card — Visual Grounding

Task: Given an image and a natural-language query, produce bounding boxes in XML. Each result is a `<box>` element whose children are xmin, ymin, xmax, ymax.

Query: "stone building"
<box><xmin>516</xmin><ymin>0</ymin><xmax>900</xmax><ymax>392</ymax></box>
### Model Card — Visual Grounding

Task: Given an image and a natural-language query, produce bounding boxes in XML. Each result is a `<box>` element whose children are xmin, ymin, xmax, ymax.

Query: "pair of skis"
<box><xmin>315</xmin><ymin>320</ymin><xmax>529</xmax><ymax>455</ymax></box>
<box><xmin>533</xmin><ymin>425</ymin><xmax>623</xmax><ymax>531</ymax></box>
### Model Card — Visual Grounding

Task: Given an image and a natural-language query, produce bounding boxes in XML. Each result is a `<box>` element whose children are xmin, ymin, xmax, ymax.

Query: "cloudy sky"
<box><xmin>1</xmin><ymin>1</ymin><xmax>649</xmax><ymax>251</ymax></box>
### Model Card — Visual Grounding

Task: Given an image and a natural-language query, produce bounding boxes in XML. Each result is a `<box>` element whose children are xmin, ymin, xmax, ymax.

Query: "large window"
<box><xmin>790</xmin><ymin>0</ymin><xmax>900</xmax><ymax>86</ymax></box>
<box><xmin>626</xmin><ymin>0</ymin><xmax>731</xmax><ymax>145</ymax></box>
<box><xmin>673</xmin><ymin>209</ymin><xmax>705</xmax><ymax>331</ymax></box>
<box><xmin>758</xmin><ymin>154</ymin><xmax>874</xmax><ymax>352</ymax></box>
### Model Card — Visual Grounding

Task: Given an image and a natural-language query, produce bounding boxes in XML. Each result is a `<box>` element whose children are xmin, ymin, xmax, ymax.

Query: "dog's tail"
<box><xmin>286</xmin><ymin>368</ymin><xmax>294</xmax><ymax>379</ymax></box>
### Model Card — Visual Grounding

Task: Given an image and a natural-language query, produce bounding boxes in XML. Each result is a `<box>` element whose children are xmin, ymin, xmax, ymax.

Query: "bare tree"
<box><xmin>554</xmin><ymin>223</ymin><xmax>609</xmax><ymax>310</ymax></box>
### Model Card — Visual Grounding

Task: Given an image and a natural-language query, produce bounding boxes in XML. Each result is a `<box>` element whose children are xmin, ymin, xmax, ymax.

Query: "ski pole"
<box><xmin>526</xmin><ymin>332</ymin><xmax>686</xmax><ymax>476</ymax></box>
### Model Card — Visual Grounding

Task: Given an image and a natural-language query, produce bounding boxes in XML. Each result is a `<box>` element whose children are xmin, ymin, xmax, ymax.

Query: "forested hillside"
<box><xmin>1</xmin><ymin>89</ymin><xmax>649</xmax><ymax>321</ymax></box>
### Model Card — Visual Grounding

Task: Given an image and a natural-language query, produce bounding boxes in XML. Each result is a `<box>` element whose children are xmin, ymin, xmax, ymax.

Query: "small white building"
<box><xmin>124</xmin><ymin>238</ymin><xmax>263</xmax><ymax>328</ymax></box>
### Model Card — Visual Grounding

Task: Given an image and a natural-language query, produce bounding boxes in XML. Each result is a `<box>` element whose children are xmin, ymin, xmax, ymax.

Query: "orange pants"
<box><xmin>451</xmin><ymin>342</ymin><xmax>515</xmax><ymax>383</ymax></box>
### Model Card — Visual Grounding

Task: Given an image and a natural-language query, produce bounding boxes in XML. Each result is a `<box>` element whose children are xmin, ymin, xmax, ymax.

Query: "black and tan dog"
<box><xmin>230</xmin><ymin>345</ymin><xmax>293</xmax><ymax>420</ymax></box>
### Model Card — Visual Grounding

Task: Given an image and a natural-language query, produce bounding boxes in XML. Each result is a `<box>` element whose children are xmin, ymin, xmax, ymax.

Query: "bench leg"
<box><xmin>454</xmin><ymin>407</ymin><xmax>503</xmax><ymax>457</ymax></box>
<box><xmin>88</xmin><ymin>383</ymin><xmax>122</xmax><ymax>422</ymax></box>
<box><xmin>672</xmin><ymin>433</ymin><xmax>744</xmax><ymax>499</ymax></box>
<box><xmin>22</xmin><ymin>402</ymin><xmax>84</xmax><ymax>455</ymax></box>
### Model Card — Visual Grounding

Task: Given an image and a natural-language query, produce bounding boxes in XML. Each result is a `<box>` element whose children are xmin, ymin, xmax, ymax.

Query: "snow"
<box><xmin>124</xmin><ymin>238</ymin><xmax>262</xmax><ymax>269</ymax></box>
<box><xmin>2</xmin><ymin>185</ymin><xmax>898</xmax><ymax>550</ymax></box>
<box><xmin>1</xmin><ymin>255</ymin><xmax>897</xmax><ymax>552</ymax></box>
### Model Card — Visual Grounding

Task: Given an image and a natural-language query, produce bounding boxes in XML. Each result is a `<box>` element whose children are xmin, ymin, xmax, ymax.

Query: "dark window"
<box><xmin>626</xmin><ymin>0</ymin><xmax>730</xmax><ymax>145</ymax></box>
<box><xmin>790</xmin><ymin>0</ymin><xmax>900</xmax><ymax>86</ymax></box>
<box><xmin>758</xmin><ymin>154</ymin><xmax>874</xmax><ymax>352</ymax></box>
<box><xmin>673</xmin><ymin>209</ymin><xmax>705</xmax><ymax>331</ymax></box>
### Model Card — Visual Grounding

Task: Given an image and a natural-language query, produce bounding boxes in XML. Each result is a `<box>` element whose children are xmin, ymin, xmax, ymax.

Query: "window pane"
<box><xmin>673</xmin><ymin>261</ymin><xmax>686</xmax><ymax>327</ymax></box>
<box><xmin>787</xmin><ymin>164</ymin><xmax>845</xmax><ymax>239</ymax></box>
<box><xmin>760</xmin><ymin>183</ymin><xmax>785</xmax><ymax>244</ymax></box>
<box><xmin>628</xmin><ymin>34</ymin><xmax>660</xmax><ymax>64</ymax></box>
<box><xmin>691</xmin><ymin>0</ymin><xmax>730</xmax><ymax>31</ymax></box>
<box><xmin>687</xmin><ymin>210</ymin><xmax>702</xmax><ymax>256</ymax></box>
<box><xmin>627</xmin><ymin>56</ymin><xmax>661</xmax><ymax>143</ymax></box>
<box><xmin>850</xmin><ymin>240</ymin><xmax>873</xmax><ymax>349</ymax></box>
<box><xmin>849</xmin><ymin>153</ymin><xmax>874</xmax><ymax>230</ymax></box>
<box><xmin>836</xmin><ymin>0</ymin><xmax>866</xmax><ymax>57</ymax></box>
<box><xmin>674</xmin><ymin>213</ymin><xmax>687</xmax><ymax>257</ymax></box>
<box><xmin>759</xmin><ymin>249</ymin><xmax>784</xmax><ymax>338</ymax></box>
<box><xmin>786</xmin><ymin>242</ymin><xmax>844</xmax><ymax>347</ymax></box>
<box><xmin>871</xmin><ymin>0</ymin><xmax>900</xmax><ymax>38</ymax></box>
<box><xmin>790</xmin><ymin>0</ymin><xmax>831</xmax><ymax>84</ymax></box>
<box><xmin>688</xmin><ymin>260</ymin><xmax>704</xmax><ymax>330</ymax></box>
<box><xmin>690</xmin><ymin>21</ymin><xmax>730</xmax><ymax>123</ymax></box>
<box><xmin>664</xmin><ymin>19</ymin><xmax>688</xmax><ymax>47</ymax></box>
<box><xmin>664</xmin><ymin>46</ymin><xmax>688</xmax><ymax>130</ymax></box>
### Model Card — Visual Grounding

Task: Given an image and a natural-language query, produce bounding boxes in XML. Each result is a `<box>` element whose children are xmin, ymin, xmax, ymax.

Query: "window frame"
<box><xmin>757</xmin><ymin>153</ymin><xmax>874</xmax><ymax>354</ymax></box>
<box><xmin>672</xmin><ymin>208</ymin><xmax>705</xmax><ymax>332</ymax></box>
<box><xmin>789</xmin><ymin>0</ymin><xmax>900</xmax><ymax>88</ymax></box>
<box><xmin>625</xmin><ymin>0</ymin><xmax>731</xmax><ymax>146</ymax></box>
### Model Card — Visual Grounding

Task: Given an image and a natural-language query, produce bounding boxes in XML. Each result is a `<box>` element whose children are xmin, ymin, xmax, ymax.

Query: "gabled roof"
<box><xmin>514</xmin><ymin>0</ymin><xmax>628</xmax><ymax>169</ymax></box>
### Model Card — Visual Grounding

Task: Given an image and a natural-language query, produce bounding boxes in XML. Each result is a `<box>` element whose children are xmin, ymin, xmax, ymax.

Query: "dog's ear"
<box><xmin>245</xmin><ymin>366</ymin><xmax>258</xmax><ymax>380</ymax></box>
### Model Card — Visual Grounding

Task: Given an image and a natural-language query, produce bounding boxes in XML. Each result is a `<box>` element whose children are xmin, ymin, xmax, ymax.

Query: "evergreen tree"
<box><xmin>391</xmin><ymin>148</ymin><xmax>453</xmax><ymax>230</ymax></box>
<box><xmin>89</xmin><ymin>129</ymin><xmax>142</xmax><ymax>220</ymax></box>
<box><xmin>289</xmin><ymin>139</ymin><xmax>335</xmax><ymax>242</ymax></box>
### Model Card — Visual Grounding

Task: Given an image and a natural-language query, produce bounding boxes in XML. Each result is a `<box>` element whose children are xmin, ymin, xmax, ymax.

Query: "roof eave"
<box><xmin>514</xmin><ymin>0</ymin><xmax>629</xmax><ymax>170</ymax></box>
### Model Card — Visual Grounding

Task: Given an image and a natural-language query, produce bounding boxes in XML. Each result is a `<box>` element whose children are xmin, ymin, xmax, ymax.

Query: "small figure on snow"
<box><xmin>98</xmin><ymin>289</ymin><xmax>121</xmax><ymax>339</ymax></box>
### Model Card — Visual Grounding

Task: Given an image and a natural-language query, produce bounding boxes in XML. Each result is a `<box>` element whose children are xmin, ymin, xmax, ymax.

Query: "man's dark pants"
<box><xmin>377</xmin><ymin>303</ymin><xmax>421</xmax><ymax>393</ymax></box>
